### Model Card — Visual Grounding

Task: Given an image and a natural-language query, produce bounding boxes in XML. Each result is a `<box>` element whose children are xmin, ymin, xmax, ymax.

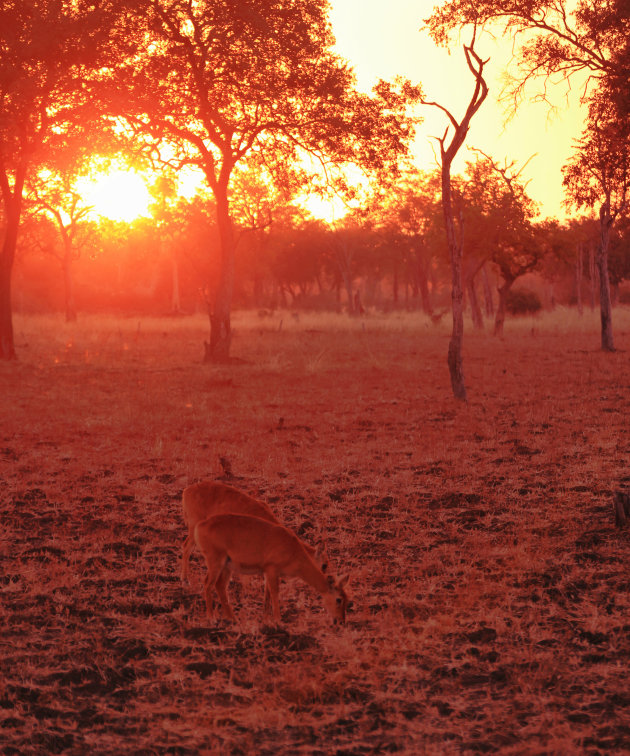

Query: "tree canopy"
<box><xmin>426</xmin><ymin>0</ymin><xmax>630</xmax><ymax>104</ymax></box>
<box><xmin>105</xmin><ymin>0</ymin><xmax>421</xmax><ymax>359</ymax></box>
<box><xmin>0</xmin><ymin>0</ymin><xmax>124</xmax><ymax>356</ymax></box>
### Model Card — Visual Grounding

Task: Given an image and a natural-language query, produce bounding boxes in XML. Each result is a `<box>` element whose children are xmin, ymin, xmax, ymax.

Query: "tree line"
<box><xmin>14</xmin><ymin>159</ymin><xmax>630</xmax><ymax>329</ymax></box>
<box><xmin>2</xmin><ymin>0</ymin><xmax>630</xmax><ymax>381</ymax></box>
<box><xmin>1</xmin><ymin>0</ymin><xmax>420</xmax><ymax>361</ymax></box>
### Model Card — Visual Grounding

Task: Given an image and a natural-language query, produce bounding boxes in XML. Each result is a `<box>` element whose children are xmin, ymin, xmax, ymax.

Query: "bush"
<box><xmin>506</xmin><ymin>288</ymin><xmax>542</xmax><ymax>315</ymax></box>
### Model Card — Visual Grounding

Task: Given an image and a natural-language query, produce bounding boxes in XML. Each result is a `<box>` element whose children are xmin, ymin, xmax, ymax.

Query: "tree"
<box><xmin>608</xmin><ymin>216</ymin><xmax>630</xmax><ymax>292</ymax></box>
<box><xmin>149</xmin><ymin>175</ymin><xmax>185</xmax><ymax>313</ymax></box>
<box><xmin>230</xmin><ymin>158</ymin><xmax>291</xmax><ymax>307</ymax></box>
<box><xmin>111</xmin><ymin>0</ymin><xmax>420</xmax><ymax>361</ymax></box>
<box><xmin>364</xmin><ymin>169</ymin><xmax>442</xmax><ymax>313</ymax></box>
<box><xmin>27</xmin><ymin>170</ymin><xmax>95</xmax><ymax>321</ymax></box>
<box><xmin>426</xmin><ymin>0</ymin><xmax>630</xmax><ymax>107</ymax></box>
<box><xmin>421</xmin><ymin>32</ymin><xmax>489</xmax><ymax>401</ymax></box>
<box><xmin>0</xmin><ymin>0</ymin><xmax>119</xmax><ymax>358</ymax></box>
<box><xmin>426</xmin><ymin>1</ymin><xmax>630</xmax><ymax>347</ymax></box>
<box><xmin>465</xmin><ymin>153</ymin><xmax>543</xmax><ymax>335</ymax></box>
<box><xmin>563</xmin><ymin>94</ymin><xmax>630</xmax><ymax>350</ymax></box>
<box><xmin>270</xmin><ymin>216</ymin><xmax>329</xmax><ymax>307</ymax></box>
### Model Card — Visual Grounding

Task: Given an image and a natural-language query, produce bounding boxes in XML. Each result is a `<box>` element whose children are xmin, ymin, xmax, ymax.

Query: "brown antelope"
<box><xmin>193</xmin><ymin>513</ymin><xmax>349</xmax><ymax>624</ymax></box>
<box><xmin>181</xmin><ymin>481</ymin><xmax>326</xmax><ymax>613</ymax></box>
<box><xmin>181</xmin><ymin>481</ymin><xmax>280</xmax><ymax>583</ymax></box>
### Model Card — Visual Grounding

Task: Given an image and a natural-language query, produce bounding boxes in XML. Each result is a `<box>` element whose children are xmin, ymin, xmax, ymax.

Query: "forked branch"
<box><xmin>470</xmin><ymin>147</ymin><xmax>537</xmax><ymax>197</ymax></box>
<box><xmin>420</xmin><ymin>29</ymin><xmax>489</xmax><ymax>403</ymax></box>
<box><xmin>422</xmin><ymin>30</ymin><xmax>489</xmax><ymax>168</ymax></box>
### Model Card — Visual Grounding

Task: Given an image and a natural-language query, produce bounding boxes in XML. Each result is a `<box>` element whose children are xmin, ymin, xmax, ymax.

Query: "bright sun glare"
<box><xmin>77</xmin><ymin>170</ymin><xmax>153</xmax><ymax>223</ymax></box>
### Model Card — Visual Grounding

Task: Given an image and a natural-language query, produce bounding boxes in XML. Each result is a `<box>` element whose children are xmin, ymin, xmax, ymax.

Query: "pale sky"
<box><xmin>328</xmin><ymin>0</ymin><xmax>587</xmax><ymax>220</ymax></box>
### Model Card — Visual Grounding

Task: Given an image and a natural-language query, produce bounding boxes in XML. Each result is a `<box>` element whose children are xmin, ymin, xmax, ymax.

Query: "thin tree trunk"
<box><xmin>466</xmin><ymin>270</ymin><xmax>484</xmax><ymax>330</ymax></box>
<box><xmin>598</xmin><ymin>203</ymin><xmax>615</xmax><ymax>352</ymax></box>
<box><xmin>576</xmin><ymin>242</ymin><xmax>583</xmax><ymax>316</ymax></box>
<box><xmin>494</xmin><ymin>275</ymin><xmax>514</xmax><ymax>337</ymax></box>
<box><xmin>171</xmin><ymin>251</ymin><xmax>181</xmax><ymax>313</ymax></box>
<box><xmin>0</xmin><ymin>206</ymin><xmax>19</xmax><ymax>360</ymax></box>
<box><xmin>481</xmin><ymin>264</ymin><xmax>494</xmax><ymax>316</ymax></box>
<box><xmin>341</xmin><ymin>271</ymin><xmax>354</xmax><ymax>314</ymax></box>
<box><xmin>588</xmin><ymin>241</ymin><xmax>597</xmax><ymax>311</ymax></box>
<box><xmin>415</xmin><ymin>249</ymin><xmax>432</xmax><ymax>314</ymax></box>
<box><xmin>443</xmin><ymin>169</ymin><xmax>467</xmax><ymax>401</ymax></box>
<box><xmin>0</xmin><ymin>256</ymin><xmax>15</xmax><ymax>359</ymax></box>
<box><xmin>63</xmin><ymin>257</ymin><xmax>77</xmax><ymax>322</ymax></box>
<box><xmin>427</xmin><ymin>34</ymin><xmax>488</xmax><ymax>401</ymax></box>
<box><xmin>205</xmin><ymin>184</ymin><xmax>235</xmax><ymax>363</ymax></box>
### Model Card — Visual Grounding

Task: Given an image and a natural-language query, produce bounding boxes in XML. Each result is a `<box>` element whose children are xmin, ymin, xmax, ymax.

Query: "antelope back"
<box><xmin>183</xmin><ymin>481</ymin><xmax>279</xmax><ymax>528</ymax></box>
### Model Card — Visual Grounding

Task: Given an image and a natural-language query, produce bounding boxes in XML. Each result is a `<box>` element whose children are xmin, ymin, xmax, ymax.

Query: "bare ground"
<box><xmin>1</xmin><ymin>310</ymin><xmax>629</xmax><ymax>755</ymax></box>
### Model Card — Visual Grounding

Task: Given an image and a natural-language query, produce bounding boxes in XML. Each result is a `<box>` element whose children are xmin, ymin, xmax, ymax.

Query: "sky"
<box><xmin>328</xmin><ymin>0</ymin><xmax>587</xmax><ymax>220</ymax></box>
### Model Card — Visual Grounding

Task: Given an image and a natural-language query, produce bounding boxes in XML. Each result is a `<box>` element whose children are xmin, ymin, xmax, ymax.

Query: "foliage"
<box><xmin>0</xmin><ymin>0</ymin><xmax>122</xmax><ymax>178</ymax></box>
<box><xmin>609</xmin><ymin>215</ymin><xmax>630</xmax><ymax>284</ymax></box>
<box><xmin>562</xmin><ymin>94</ymin><xmax>630</xmax><ymax>219</ymax></box>
<box><xmin>425</xmin><ymin>0</ymin><xmax>630</xmax><ymax>105</ymax></box>
<box><xmin>506</xmin><ymin>286</ymin><xmax>542</xmax><ymax>314</ymax></box>
<box><xmin>0</xmin><ymin>0</ymin><xmax>130</xmax><ymax>354</ymax></box>
<box><xmin>107</xmin><ymin>0</ymin><xmax>421</xmax><ymax>194</ymax></box>
<box><xmin>103</xmin><ymin>0</ymin><xmax>422</xmax><ymax>357</ymax></box>
<box><xmin>26</xmin><ymin>170</ymin><xmax>96</xmax><ymax>262</ymax></box>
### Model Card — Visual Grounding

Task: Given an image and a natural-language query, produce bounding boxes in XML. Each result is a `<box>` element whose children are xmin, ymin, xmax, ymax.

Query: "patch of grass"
<box><xmin>1</xmin><ymin>310</ymin><xmax>629</xmax><ymax>753</ymax></box>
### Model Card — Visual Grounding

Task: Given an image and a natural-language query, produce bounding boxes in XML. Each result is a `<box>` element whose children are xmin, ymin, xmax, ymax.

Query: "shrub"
<box><xmin>506</xmin><ymin>288</ymin><xmax>542</xmax><ymax>315</ymax></box>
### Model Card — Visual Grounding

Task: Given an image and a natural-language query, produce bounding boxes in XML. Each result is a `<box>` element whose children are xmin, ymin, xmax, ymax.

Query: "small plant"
<box><xmin>506</xmin><ymin>287</ymin><xmax>542</xmax><ymax>315</ymax></box>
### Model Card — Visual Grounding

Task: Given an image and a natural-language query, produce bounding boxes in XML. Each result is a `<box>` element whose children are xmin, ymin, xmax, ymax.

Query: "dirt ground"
<box><xmin>1</xmin><ymin>310</ymin><xmax>629</xmax><ymax>755</ymax></box>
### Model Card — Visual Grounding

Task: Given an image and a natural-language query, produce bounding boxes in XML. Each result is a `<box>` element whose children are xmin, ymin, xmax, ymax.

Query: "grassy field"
<box><xmin>1</xmin><ymin>308</ymin><xmax>629</xmax><ymax>754</ymax></box>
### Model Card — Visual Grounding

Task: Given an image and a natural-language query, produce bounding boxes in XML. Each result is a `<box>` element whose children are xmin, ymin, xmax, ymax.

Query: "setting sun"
<box><xmin>77</xmin><ymin>169</ymin><xmax>153</xmax><ymax>223</ymax></box>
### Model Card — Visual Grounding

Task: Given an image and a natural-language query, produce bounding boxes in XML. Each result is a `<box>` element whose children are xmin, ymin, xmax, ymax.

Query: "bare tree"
<box><xmin>421</xmin><ymin>32</ymin><xmax>489</xmax><ymax>401</ymax></box>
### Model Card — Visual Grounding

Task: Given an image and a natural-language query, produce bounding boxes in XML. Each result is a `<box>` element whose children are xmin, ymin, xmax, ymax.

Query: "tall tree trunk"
<box><xmin>415</xmin><ymin>248</ymin><xmax>432</xmax><ymax>314</ymax></box>
<box><xmin>443</xmin><ymin>169</ymin><xmax>466</xmax><ymax>401</ymax></box>
<box><xmin>343</xmin><ymin>273</ymin><xmax>354</xmax><ymax>314</ymax></box>
<box><xmin>427</xmin><ymin>35</ymin><xmax>487</xmax><ymax>401</ymax></box>
<box><xmin>575</xmin><ymin>242</ymin><xmax>583</xmax><ymax>316</ymax></box>
<box><xmin>588</xmin><ymin>241</ymin><xmax>597</xmax><ymax>311</ymax></box>
<box><xmin>171</xmin><ymin>251</ymin><xmax>181</xmax><ymax>313</ymax></box>
<box><xmin>0</xmin><ymin>256</ymin><xmax>15</xmax><ymax>360</ymax></box>
<box><xmin>0</xmin><ymin>207</ymin><xmax>19</xmax><ymax>360</ymax></box>
<box><xmin>63</xmin><ymin>257</ymin><xmax>77</xmax><ymax>323</ymax></box>
<box><xmin>481</xmin><ymin>264</ymin><xmax>494</xmax><ymax>316</ymax></box>
<box><xmin>205</xmin><ymin>184</ymin><xmax>235</xmax><ymax>363</ymax></box>
<box><xmin>466</xmin><ymin>269</ymin><xmax>484</xmax><ymax>330</ymax></box>
<box><xmin>494</xmin><ymin>275</ymin><xmax>514</xmax><ymax>337</ymax></box>
<box><xmin>598</xmin><ymin>202</ymin><xmax>615</xmax><ymax>352</ymax></box>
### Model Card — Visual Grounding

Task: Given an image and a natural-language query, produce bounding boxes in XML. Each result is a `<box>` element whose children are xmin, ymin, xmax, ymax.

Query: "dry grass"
<box><xmin>1</xmin><ymin>308</ymin><xmax>629</xmax><ymax>754</ymax></box>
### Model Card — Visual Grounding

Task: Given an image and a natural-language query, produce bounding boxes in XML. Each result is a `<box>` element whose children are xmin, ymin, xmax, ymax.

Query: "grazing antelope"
<box><xmin>193</xmin><ymin>513</ymin><xmax>349</xmax><ymax>624</ymax></box>
<box><xmin>181</xmin><ymin>481</ymin><xmax>280</xmax><ymax>583</ymax></box>
<box><xmin>181</xmin><ymin>481</ymin><xmax>325</xmax><ymax>613</ymax></box>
